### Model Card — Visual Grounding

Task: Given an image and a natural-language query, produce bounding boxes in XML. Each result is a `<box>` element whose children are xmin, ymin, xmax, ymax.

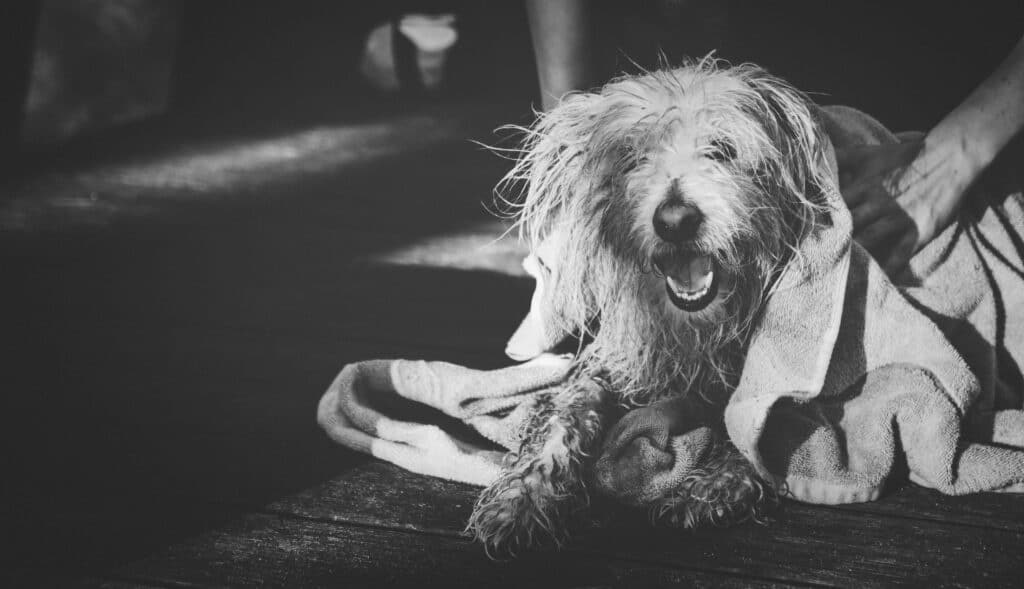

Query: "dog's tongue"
<box><xmin>670</xmin><ymin>254</ymin><xmax>713</xmax><ymax>292</ymax></box>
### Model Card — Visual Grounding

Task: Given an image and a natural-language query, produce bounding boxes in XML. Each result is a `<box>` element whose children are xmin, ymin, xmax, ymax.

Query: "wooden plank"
<box><xmin>114</xmin><ymin>512</ymin><xmax>796</xmax><ymax>589</ymax></box>
<box><xmin>264</xmin><ymin>462</ymin><xmax>1024</xmax><ymax>588</ymax></box>
<box><xmin>829</xmin><ymin>484</ymin><xmax>1024</xmax><ymax>533</ymax></box>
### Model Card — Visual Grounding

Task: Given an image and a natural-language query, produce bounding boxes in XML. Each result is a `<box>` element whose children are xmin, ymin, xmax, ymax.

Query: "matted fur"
<box><xmin>475</xmin><ymin>59</ymin><xmax>838</xmax><ymax>554</ymax></box>
<box><xmin>467</xmin><ymin>377</ymin><xmax>610</xmax><ymax>558</ymax></box>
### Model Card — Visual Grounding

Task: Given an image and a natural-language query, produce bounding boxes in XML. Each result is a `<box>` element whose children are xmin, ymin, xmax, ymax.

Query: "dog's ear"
<box><xmin>744</xmin><ymin>71</ymin><xmax>838</xmax><ymax>217</ymax></box>
<box><xmin>504</xmin><ymin>92</ymin><xmax>610</xmax><ymax>247</ymax></box>
<box><xmin>506</xmin><ymin>80</ymin><xmax>660</xmax><ymax>246</ymax></box>
<box><xmin>500</xmin><ymin>93</ymin><xmax>607</xmax><ymax>357</ymax></box>
<box><xmin>502</xmin><ymin>88</ymin><xmax>643</xmax><ymax>345</ymax></box>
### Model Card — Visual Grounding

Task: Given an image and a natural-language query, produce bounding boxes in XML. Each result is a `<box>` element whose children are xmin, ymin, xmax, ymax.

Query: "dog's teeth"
<box><xmin>667</xmin><ymin>272</ymin><xmax>713</xmax><ymax>301</ymax></box>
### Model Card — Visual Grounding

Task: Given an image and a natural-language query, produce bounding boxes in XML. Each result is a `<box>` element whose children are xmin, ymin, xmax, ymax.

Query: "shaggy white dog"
<box><xmin>470</xmin><ymin>58</ymin><xmax>836</xmax><ymax>556</ymax></box>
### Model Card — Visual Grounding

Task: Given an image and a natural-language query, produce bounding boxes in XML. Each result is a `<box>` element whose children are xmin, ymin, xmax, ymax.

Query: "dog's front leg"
<box><xmin>467</xmin><ymin>375</ymin><xmax>610</xmax><ymax>556</ymax></box>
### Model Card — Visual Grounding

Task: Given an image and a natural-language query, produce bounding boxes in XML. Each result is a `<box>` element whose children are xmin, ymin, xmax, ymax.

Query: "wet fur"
<box><xmin>473</xmin><ymin>58</ymin><xmax>835</xmax><ymax>554</ymax></box>
<box><xmin>467</xmin><ymin>376</ymin><xmax>610</xmax><ymax>557</ymax></box>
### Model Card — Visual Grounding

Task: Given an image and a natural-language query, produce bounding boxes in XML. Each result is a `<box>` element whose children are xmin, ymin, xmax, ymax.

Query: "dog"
<box><xmin>468</xmin><ymin>58</ymin><xmax>838</xmax><ymax>556</ymax></box>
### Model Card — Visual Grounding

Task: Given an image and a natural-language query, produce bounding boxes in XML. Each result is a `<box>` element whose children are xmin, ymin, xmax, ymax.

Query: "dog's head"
<box><xmin>505</xmin><ymin>60</ymin><xmax>837</xmax><ymax>398</ymax></box>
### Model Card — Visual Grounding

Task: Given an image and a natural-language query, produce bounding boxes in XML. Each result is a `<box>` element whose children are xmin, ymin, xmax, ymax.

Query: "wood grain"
<box><xmin>114</xmin><ymin>512</ymin><xmax>796</xmax><ymax>589</ymax></box>
<box><xmin>264</xmin><ymin>462</ymin><xmax>1024</xmax><ymax>588</ymax></box>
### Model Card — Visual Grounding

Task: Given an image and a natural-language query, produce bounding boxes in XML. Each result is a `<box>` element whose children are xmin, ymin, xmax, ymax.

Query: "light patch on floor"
<box><xmin>77</xmin><ymin>116</ymin><xmax>461</xmax><ymax>192</ymax></box>
<box><xmin>2</xmin><ymin>112</ymin><xmax>473</xmax><ymax>230</ymax></box>
<box><xmin>364</xmin><ymin>220</ymin><xmax>528</xmax><ymax>277</ymax></box>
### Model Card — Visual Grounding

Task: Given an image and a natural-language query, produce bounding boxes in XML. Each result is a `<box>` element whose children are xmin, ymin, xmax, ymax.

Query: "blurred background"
<box><xmin>2</xmin><ymin>0</ymin><xmax>1020</xmax><ymax>226</ymax></box>
<box><xmin>3</xmin><ymin>1</ymin><xmax>1021</xmax><ymax>155</ymax></box>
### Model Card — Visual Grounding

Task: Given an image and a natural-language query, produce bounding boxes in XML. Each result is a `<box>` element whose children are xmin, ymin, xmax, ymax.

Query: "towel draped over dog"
<box><xmin>725</xmin><ymin>106</ymin><xmax>1024</xmax><ymax>501</ymax></box>
<box><xmin>317</xmin><ymin>106</ymin><xmax>1024</xmax><ymax>504</ymax></box>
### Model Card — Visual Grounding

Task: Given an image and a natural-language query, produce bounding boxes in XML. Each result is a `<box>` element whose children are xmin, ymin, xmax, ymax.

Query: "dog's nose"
<box><xmin>653</xmin><ymin>200</ymin><xmax>703</xmax><ymax>243</ymax></box>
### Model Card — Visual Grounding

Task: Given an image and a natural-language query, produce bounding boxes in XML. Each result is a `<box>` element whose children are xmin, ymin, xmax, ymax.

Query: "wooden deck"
<box><xmin>4</xmin><ymin>100</ymin><xmax>1024</xmax><ymax>588</ymax></box>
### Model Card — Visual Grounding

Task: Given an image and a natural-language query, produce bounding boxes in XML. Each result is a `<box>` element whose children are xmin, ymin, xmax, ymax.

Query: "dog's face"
<box><xmin>602</xmin><ymin>65</ymin><xmax>830</xmax><ymax>324</ymax></box>
<box><xmin>506</xmin><ymin>61</ymin><xmax>833</xmax><ymax>398</ymax></box>
<box><xmin>622</xmin><ymin>76</ymin><xmax>760</xmax><ymax>320</ymax></box>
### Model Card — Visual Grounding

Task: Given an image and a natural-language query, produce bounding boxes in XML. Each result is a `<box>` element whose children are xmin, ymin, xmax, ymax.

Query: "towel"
<box><xmin>317</xmin><ymin>354</ymin><xmax>572</xmax><ymax>485</ymax></box>
<box><xmin>723</xmin><ymin>105</ymin><xmax>1024</xmax><ymax>502</ymax></box>
<box><xmin>318</xmin><ymin>105</ymin><xmax>1024</xmax><ymax>505</ymax></box>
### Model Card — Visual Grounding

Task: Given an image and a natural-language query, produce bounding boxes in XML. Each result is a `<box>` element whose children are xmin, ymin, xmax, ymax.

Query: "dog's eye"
<box><xmin>707</xmin><ymin>139</ymin><xmax>737</xmax><ymax>163</ymax></box>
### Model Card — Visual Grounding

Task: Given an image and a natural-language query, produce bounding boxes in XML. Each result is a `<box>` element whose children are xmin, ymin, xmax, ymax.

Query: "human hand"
<box><xmin>837</xmin><ymin>139</ymin><xmax>962</xmax><ymax>277</ymax></box>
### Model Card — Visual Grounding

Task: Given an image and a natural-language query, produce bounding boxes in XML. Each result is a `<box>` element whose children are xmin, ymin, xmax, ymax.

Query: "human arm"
<box><xmin>842</xmin><ymin>34</ymin><xmax>1024</xmax><ymax>276</ymax></box>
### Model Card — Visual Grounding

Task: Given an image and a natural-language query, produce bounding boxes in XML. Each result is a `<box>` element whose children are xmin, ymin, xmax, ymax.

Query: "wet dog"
<box><xmin>470</xmin><ymin>59</ymin><xmax>836</xmax><ymax>556</ymax></box>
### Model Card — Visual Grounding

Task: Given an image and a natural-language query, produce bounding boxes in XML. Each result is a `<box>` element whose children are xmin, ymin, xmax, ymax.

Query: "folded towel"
<box><xmin>317</xmin><ymin>354</ymin><xmax>571</xmax><ymax>485</ymax></box>
<box><xmin>318</xmin><ymin>105</ymin><xmax>1024</xmax><ymax>506</ymax></box>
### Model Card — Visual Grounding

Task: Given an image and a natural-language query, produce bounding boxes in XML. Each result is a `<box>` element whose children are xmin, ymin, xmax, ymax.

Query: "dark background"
<box><xmin>2</xmin><ymin>0</ymin><xmax>1022</xmax><ymax>166</ymax></box>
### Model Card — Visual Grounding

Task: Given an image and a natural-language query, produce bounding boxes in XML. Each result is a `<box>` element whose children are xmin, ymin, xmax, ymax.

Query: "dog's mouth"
<box><xmin>657</xmin><ymin>253</ymin><xmax>719</xmax><ymax>312</ymax></box>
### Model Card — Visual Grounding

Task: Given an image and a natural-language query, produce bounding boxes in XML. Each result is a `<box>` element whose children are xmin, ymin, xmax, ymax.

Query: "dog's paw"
<box><xmin>467</xmin><ymin>464</ymin><xmax>573</xmax><ymax>558</ymax></box>
<box><xmin>649</xmin><ymin>438</ymin><xmax>778</xmax><ymax>528</ymax></box>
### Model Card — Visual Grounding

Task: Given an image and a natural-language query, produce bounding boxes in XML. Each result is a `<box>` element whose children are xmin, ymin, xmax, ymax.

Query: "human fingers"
<box><xmin>849</xmin><ymin>187</ymin><xmax>898</xmax><ymax>230</ymax></box>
